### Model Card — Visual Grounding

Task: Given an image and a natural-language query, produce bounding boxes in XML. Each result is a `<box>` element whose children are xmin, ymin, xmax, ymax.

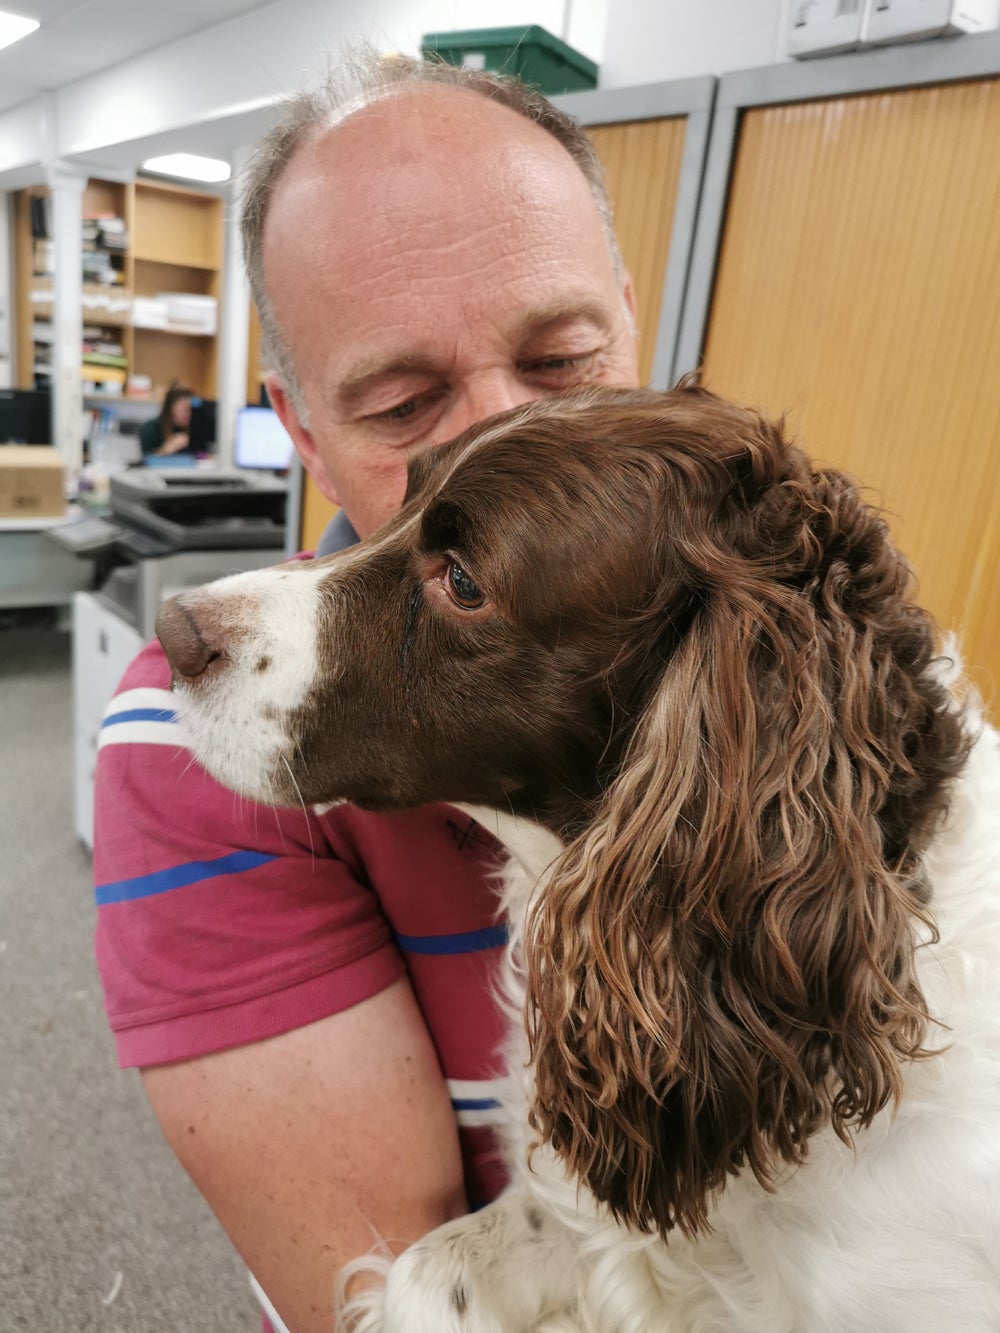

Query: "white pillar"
<box><xmin>46</xmin><ymin>162</ymin><xmax>86</xmax><ymax>474</ymax></box>
<box><xmin>216</xmin><ymin>146</ymin><xmax>253</xmax><ymax>471</ymax></box>
<box><xmin>0</xmin><ymin>192</ymin><xmax>12</xmax><ymax>389</ymax></box>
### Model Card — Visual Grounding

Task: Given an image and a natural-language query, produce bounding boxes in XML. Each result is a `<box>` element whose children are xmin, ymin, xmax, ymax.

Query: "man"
<box><xmin>94</xmin><ymin>51</ymin><xmax>640</xmax><ymax>1333</ymax></box>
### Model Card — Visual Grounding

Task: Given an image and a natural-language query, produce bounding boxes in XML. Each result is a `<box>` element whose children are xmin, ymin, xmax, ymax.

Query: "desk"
<box><xmin>0</xmin><ymin>511</ymin><xmax>95</xmax><ymax>610</ymax></box>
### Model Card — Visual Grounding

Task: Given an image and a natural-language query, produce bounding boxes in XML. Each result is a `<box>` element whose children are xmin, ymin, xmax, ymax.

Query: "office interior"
<box><xmin>1</xmin><ymin>1</ymin><xmax>998</xmax><ymax>1328</ymax></box>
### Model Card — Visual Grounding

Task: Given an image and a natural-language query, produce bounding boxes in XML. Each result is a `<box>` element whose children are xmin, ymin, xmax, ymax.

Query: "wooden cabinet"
<box><xmin>700</xmin><ymin>77</ymin><xmax>1000</xmax><ymax>712</ymax></box>
<box><xmin>586</xmin><ymin>116</ymin><xmax>687</xmax><ymax>387</ymax></box>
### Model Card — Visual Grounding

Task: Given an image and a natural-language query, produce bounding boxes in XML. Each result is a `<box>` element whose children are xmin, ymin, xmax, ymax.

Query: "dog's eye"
<box><xmin>447</xmin><ymin>563</ymin><xmax>485</xmax><ymax>609</ymax></box>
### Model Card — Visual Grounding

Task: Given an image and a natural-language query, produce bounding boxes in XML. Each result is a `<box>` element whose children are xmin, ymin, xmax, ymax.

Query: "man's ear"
<box><xmin>265</xmin><ymin>373</ymin><xmax>340</xmax><ymax>507</ymax></box>
<box><xmin>622</xmin><ymin>270</ymin><xmax>639</xmax><ymax>339</ymax></box>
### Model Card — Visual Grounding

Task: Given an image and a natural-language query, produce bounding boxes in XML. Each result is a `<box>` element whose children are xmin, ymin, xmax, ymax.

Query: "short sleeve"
<box><xmin>93</xmin><ymin>640</ymin><xmax>405</xmax><ymax>1067</ymax></box>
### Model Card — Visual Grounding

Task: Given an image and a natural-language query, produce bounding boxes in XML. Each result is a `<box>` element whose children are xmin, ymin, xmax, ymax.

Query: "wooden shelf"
<box><xmin>133</xmin><ymin>324</ymin><xmax>216</xmax><ymax>338</ymax></box>
<box><xmin>14</xmin><ymin>177</ymin><xmax>224</xmax><ymax>401</ymax></box>
<box><xmin>132</xmin><ymin>250</ymin><xmax>219</xmax><ymax>271</ymax></box>
<box><xmin>133</xmin><ymin>180</ymin><xmax>222</xmax><ymax>271</ymax></box>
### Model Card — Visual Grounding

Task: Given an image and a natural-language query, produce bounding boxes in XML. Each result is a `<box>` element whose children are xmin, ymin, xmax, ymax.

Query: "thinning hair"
<box><xmin>239</xmin><ymin>48</ymin><xmax>626</xmax><ymax>420</ymax></box>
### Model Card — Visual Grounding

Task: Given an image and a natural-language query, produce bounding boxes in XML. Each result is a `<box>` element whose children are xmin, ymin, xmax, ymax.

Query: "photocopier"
<box><xmin>107</xmin><ymin>467</ymin><xmax>288</xmax><ymax>555</ymax></box>
<box><xmin>50</xmin><ymin>467</ymin><xmax>289</xmax><ymax>638</ymax></box>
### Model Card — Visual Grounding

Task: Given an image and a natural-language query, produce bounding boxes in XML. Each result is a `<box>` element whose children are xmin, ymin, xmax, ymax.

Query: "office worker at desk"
<box><xmin>92</xmin><ymin>50</ymin><xmax>640</xmax><ymax>1333</ymax></box>
<box><xmin>138</xmin><ymin>381</ymin><xmax>193</xmax><ymax>458</ymax></box>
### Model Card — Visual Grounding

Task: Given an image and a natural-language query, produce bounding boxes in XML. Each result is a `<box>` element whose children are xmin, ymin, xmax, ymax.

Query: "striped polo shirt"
<box><xmin>93</xmin><ymin>636</ymin><xmax>512</xmax><ymax>1207</ymax></box>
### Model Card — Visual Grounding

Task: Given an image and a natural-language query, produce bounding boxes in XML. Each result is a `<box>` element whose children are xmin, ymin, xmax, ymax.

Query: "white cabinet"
<box><xmin>72</xmin><ymin>592</ymin><xmax>143</xmax><ymax>849</ymax></box>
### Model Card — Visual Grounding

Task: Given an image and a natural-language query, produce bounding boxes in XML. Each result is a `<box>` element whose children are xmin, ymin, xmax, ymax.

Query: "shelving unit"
<box><xmin>13</xmin><ymin>187</ymin><xmax>49</xmax><ymax>390</ymax></box>
<box><xmin>12</xmin><ymin>176</ymin><xmax>224</xmax><ymax>409</ymax></box>
<box><xmin>131</xmin><ymin>179</ymin><xmax>222</xmax><ymax>400</ymax></box>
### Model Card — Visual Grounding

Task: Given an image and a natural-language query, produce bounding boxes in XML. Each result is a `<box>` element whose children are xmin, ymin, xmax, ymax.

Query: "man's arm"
<box><xmin>142</xmin><ymin>977</ymin><xmax>467</xmax><ymax>1333</ymax></box>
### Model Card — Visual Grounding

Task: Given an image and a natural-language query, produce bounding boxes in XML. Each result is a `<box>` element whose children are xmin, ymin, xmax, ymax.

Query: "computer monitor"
<box><xmin>234</xmin><ymin>406</ymin><xmax>293</xmax><ymax>471</ymax></box>
<box><xmin>187</xmin><ymin>397</ymin><xmax>217</xmax><ymax>455</ymax></box>
<box><xmin>0</xmin><ymin>388</ymin><xmax>52</xmax><ymax>444</ymax></box>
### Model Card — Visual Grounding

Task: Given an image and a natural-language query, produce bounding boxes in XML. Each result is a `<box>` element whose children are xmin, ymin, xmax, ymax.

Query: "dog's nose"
<box><xmin>156</xmin><ymin>595</ymin><xmax>225</xmax><ymax>682</ymax></box>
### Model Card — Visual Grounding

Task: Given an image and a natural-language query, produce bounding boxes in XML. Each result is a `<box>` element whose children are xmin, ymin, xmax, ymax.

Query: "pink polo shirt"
<box><xmin>93</xmin><ymin>638</ymin><xmax>512</xmax><ymax>1209</ymax></box>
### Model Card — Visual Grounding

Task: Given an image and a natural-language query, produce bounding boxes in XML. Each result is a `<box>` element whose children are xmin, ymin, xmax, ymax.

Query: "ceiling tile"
<box><xmin>0</xmin><ymin>27</ymin><xmax>121</xmax><ymax>84</ymax></box>
<box><xmin>166</xmin><ymin>0</ymin><xmax>271</xmax><ymax>21</ymax></box>
<box><xmin>45</xmin><ymin>0</ymin><xmax>198</xmax><ymax>46</ymax></box>
<box><xmin>0</xmin><ymin>75</ymin><xmax>42</xmax><ymax>114</ymax></box>
<box><xmin>7</xmin><ymin>1</ymin><xmax>93</xmax><ymax>23</ymax></box>
<box><xmin>0</xmin><ymin>0</ymin><xmax>275</xmax><ymax>111</ymax></box>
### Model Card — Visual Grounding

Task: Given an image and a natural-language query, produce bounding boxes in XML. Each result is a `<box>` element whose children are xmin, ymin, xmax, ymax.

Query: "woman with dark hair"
<box><xmin>139</xmin><ymin>382</ymin><xmax>194</xmax><ymax>457</ymax></box>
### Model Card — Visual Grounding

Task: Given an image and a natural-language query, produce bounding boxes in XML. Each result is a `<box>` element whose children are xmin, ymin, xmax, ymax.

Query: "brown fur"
<box><xmin>513</xmin><ymin>387</ymin><xmax>969</xmax><ymax>1237</ymax></box>
<box><xmin>178</xmin><ymin>383</ymin><xmax>970</xmax><ymax>1238</ymax></box>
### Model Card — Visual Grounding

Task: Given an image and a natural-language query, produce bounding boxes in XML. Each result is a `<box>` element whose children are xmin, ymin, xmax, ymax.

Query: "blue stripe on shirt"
<box><xmin>451</xmin><ymin>1097</ymin><xmax>502</xmax><ymax>1110</ymax></box>
<box><xmin>96</xmin><ymin>850</ymin><xmax>277</xmax><ymax>905</ymax></box>
<box><xmin>102</xmin><ymin>707</ymin><xmax>177</xmax><ymax>728</ymax></box>
<box><xmin>393</xmin><ymin>922</ymin><xmax>509</xmax><ymax>955</ymax></box>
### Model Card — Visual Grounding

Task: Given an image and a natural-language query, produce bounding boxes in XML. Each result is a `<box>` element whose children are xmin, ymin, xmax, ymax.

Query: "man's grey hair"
<box><xmin>239</xmin><ymin>48</ymin><xmax>625</xmax><ymax>421</ymax></box>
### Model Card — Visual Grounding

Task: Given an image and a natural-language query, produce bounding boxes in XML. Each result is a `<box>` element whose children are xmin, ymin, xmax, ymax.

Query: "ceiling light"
<box><xmin>141</xmin><ymin>153</ymin><xmax>231</xmax><ymax>184</ymax></box>
<box><xmin>0</xmin><ymin>10</ymin><xmax>39</xmax><ymax>52</ymax></box>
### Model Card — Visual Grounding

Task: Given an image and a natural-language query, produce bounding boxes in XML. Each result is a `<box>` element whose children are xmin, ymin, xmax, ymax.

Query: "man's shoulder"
<box><xmin>117</xmin><ymin>636</ymin><xmax>172</xmax><ymax>692</ymax></box>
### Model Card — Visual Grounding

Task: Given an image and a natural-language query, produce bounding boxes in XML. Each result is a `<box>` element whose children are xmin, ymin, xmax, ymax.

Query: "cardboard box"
<box><xmin>865</xmin><ymin>0</ymin><xmax>999</xmax><ymax>43</ymax></box>
<box><xmin>0</xmin><ymin>446</ymin><xmax>66</xmax><ymax>519</ymax></box>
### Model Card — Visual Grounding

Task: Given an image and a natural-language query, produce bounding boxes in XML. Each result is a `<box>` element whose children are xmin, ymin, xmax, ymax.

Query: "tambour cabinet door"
<box><xmin>702</xmin><ymin>79</ymin><xmax>1000</xmax><ymax>713</ymax></box>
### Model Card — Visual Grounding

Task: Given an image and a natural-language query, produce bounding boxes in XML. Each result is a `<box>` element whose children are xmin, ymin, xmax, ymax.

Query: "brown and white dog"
<box><xmin>156</xmin><ymin>386</ymin><xmax>1000</xmax><ymax>1333</ymax></box>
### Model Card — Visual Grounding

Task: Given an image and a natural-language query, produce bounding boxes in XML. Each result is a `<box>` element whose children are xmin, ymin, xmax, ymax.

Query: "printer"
<box><xmin>49</xmin><ymin>467</ymin><xmax>290</xmax><ymax>639</ymax></box>
<box><xmin>109</xmin><ymin>468</ymin><xmax>287</xmax><ymax>554</ymax></box>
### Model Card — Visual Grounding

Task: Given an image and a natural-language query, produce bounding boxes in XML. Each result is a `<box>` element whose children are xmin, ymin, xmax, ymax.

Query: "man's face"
<box><xmin>262</xmin><ymin>85</ymin><xmax>640</xmax><ymax>539</ymax></box>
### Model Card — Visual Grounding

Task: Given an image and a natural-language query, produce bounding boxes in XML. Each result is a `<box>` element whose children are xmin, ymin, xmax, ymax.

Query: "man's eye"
<box><xmin>522</xmin><ymin>352</ymin><xmax>594</xmax><ymax>376</ymax></box>
<box><xmin>370</xmin><ymin>388</ymin><xmax>448</xmax><ymax>427</ymax></box>
<box><xmin>447</xmin><ymin>563</ymin><xmax>485</xmax><ymax>609</ymax></box>
<box><xmin>382</xmin><ymin>399</ymin><xmax>418</xmax><ymax>421</ymax></box>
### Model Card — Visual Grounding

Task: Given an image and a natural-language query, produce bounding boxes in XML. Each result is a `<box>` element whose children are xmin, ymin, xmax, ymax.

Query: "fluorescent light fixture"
<box><xmin>0</xmin><ymin>10</ymin><xmax>39</xmax><ymax>51</ymax></box>
<box><xmin>141</xmin><ymin>153</ymin><xmax>231</xmax><ymax>184</ymax></box>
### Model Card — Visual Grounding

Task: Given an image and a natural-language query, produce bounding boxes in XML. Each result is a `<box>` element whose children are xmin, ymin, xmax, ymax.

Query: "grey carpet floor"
<box><xmin>0</xmin><ymin>620</ymin><xmax>260</xmax><ymax>1332</ymax></box>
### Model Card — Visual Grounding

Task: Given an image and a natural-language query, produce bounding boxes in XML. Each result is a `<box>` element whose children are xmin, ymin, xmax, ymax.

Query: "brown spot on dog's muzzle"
<box><xmin>156</xmin><ymin>594</ymin><xmax>227</xmax><ymax>683</ymax></box>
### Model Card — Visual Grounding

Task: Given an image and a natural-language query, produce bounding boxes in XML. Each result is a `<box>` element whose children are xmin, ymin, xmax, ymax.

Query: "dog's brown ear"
<box><xmin>525</xmin><ymin>431</ymin><xmax>968</xmax><ymax>1238</ymax></box>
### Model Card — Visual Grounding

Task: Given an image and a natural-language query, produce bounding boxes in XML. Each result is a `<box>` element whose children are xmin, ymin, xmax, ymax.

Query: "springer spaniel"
<box><xmin>156</xmin><ymin>385</ymin><xmax>1000</xmax><ymax>1333</ymax></box>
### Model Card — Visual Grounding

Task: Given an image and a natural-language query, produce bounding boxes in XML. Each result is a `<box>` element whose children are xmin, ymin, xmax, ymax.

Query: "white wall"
<box><xmin>0</xmin><ymin>0</ymin><xmax>794</xmax><ymax>176</ymax></box>
<box><xmin>0</xmin><ymin>194</ymin><xmax>12</xmax><ymax>389</ymax></box>
<box><xmin>0</xmin><ymin>95</ymin><xmax>55</xmax><ymax>177</ymax></box>
<box><xmin>43</xmin><ymin>0</ymin><xmax>606</xmax><ymax>164</ymax></box>
<box><xmin>598</xmin><ymin>0</ymin><xmax>793</xmax><ymax>88</ymax></box>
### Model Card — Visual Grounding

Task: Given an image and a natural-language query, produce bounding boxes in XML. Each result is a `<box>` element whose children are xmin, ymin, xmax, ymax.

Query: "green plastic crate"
<box><xmin>420</xmin><ymin>25</ymin><xmax>598</xmax><ymax>96</ymax></box>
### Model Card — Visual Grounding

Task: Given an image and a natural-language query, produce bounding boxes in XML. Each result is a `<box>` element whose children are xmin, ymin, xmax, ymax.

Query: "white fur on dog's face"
<box><xmin>167</xmin><ymin>562</ymin><xmax>327</xmax><ymax>806</ymax></box>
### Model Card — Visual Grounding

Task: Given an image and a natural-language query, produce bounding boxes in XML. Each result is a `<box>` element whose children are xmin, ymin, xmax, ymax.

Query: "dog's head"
<box><xmin>157</xmin><ymin>384</ymin><xmax>969</xmax><ymax>1236</ymax></box>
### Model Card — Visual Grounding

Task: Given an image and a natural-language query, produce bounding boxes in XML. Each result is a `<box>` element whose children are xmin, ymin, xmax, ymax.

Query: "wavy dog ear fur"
<box><xmin>525</xmin><ymin>389</ymin><xmax>970</xmax><ymax>1239</ymax></box>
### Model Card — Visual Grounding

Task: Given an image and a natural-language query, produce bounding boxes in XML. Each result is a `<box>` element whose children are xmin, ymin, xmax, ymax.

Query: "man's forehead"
<box><xmin>266</xmin><ymin>84</ymin><xmax>590</xmax><ymax>237</ymax></box>
<box><xmin>318</xmin><ymin>82</ymin><xmax>572</xmax><ymax>165</ymax></box>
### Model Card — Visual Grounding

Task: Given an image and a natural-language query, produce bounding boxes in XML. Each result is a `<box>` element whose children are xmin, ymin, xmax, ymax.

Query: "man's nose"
<box><xmin>454</xmin><ymin>375</ymin><xmax>538</xmax><ymax>434</ymax></box>
<box><xmin>156</xmin><ymin>594</ymin><xmax>228</xmax><ymax>683</ymax></box>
